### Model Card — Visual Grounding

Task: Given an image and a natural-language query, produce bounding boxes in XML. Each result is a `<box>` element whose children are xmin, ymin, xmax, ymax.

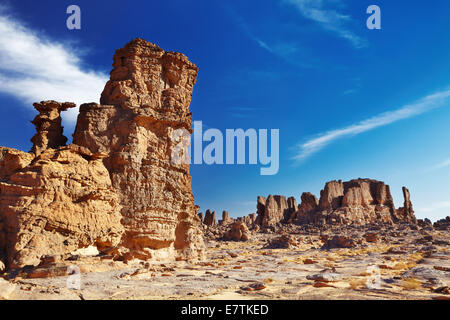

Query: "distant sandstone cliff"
<box><xmin>0</xmin><ymin>39</ymin><xmax>204</xmax><ymax>269</ymax></box>
<box><xmin>253</xmin><ymin>179</ymin><xmax>417</xmax><ymax>227</ymax></box>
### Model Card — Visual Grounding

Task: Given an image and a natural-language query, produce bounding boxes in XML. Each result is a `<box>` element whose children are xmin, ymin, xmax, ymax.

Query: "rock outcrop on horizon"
<box><xmin>295</xmin><ymin>192</ymin><xmax>319</xmax><ymax>224</ymax></box>
<box><xmin>203</xmin><ymin>210</ymin><xmax>217</xmax><ymax>227</ymax></box>
<box><xmin>220</xmin><ymin>211</ymin><xmax>233</xmax><ymax>226</ymax></box>
<box><xmin>254</xmin><ymin>179</ymin><xmax>417</xmax><ymax>227</ymax></box>
<box><xmin>0</xmin><ymin>38</ymin><xmax>204</xmax><ymax>270</ymax></box>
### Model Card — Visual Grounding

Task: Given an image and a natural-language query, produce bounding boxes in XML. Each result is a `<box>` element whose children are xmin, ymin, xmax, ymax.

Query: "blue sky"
<box><xmin>0</xmin><ymin>0</ymin><xmax>449</xmax><ymax>221</ymax></box>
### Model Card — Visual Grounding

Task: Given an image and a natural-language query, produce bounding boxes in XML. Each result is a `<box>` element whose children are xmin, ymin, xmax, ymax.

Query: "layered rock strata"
<box><xmin>255</xmin><ymin>179</ymin><xmax>417</xmax><ymax>227</ymax></box>
<box><xmin>0</xmin><ymin>39</ymin><xmax>204</xmax><ymax>269</ymax></box>
<box><xmin>30</xmin><ymin>101</ymin><xmax>76</xmax><ymax>155</ymax></box>
<box><xmin>203</xmin><ymin>210</ymin><xmax>217</xmax><ymax>227</ymax></box>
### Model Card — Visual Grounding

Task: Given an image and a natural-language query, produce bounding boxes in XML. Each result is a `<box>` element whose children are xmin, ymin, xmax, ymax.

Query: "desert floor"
<box><xmin>1</xmin><ymin>226</ymin><xmax>449</xmax><ymax>300</ymax></box>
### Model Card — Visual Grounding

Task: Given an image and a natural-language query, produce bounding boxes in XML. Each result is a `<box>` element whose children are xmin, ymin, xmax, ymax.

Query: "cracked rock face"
<box><xmin>0</xmin><ymin>145</ymin><xmax>123</xmax><ymax>269</ymax></box>
<box><xmin>0</xmin><ymin>39</ymin><xmax>204</xmax><ymax>269</ymax></box>
<box><xmin>73</xmin><ymin>39</ymin><xmax>204</xmax><ymax>261</ymax></box>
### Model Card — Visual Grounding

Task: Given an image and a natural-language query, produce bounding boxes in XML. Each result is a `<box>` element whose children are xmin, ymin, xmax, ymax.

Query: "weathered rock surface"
<box><xmin>0</xmin><ymin>278</ymin><xmax>16</xmax><ymax>300</ymax></box>
<box><xmin>434</xmin><ymin>217</ymin><xmax>450</xmax><ymax>231</ymax></box>
<box><xmin>0</xmin><ymin>145</ymin><xmax>124</xmax><ymax>269</ymax></box>
<box><xmin>0</xmin><ymin>38</ymin><xmax>204</xmax><ymax>270</ymax></box>
<box><xmin>203</xmin><ymin>210</ymin><xmax>217</xmax><ymax>227</ymax></box>
<box><xmin>322</xmin><ymin>235</ymin><xmax>356</xmax><ymax>249</ymax></box>
<box><xmin>395</xmin><ymin>187</ymin><xmax>417</xmax><ymax>224</ymax></box>
<box><xmin>265</xmin><ymin>234</ymin><xmax>301</xmax><ymax>249</ymax></box>
<box><xmin>220</xmin><ymin>211</ymin><xmax>233</xmax><ymax>226</ymax></box>
<box><xmin>72</xmin><ymin>38</ymin><xmax>204</xmax><ymax>262</ymax></box>
<box><xmin>295</xmin><ymin>192</ymin><xmax>319</xmax><ymax>224</ymax></box>
<box><xmin>30</xmin><ymin>101</ymin><xmax>76</xmax><ymax>156</ymax></box>
<box><xmin>258</xmin><ymin>195</ymin><xmax>289</xmax><ymax>227</ymax></box>
<box><xmin>237</xmin><ymin>213</ymin><xmax>257</xmax><ymax>228</ymax></box>
<box><xmin>253</xmin><ymin>179</ymin><xmax>418</xmax><ymax>227</ymax></box>
<box><xmin>223</xmin><ymin>222</ymin><xmax>250</xmax><ymax>241</ymax></box>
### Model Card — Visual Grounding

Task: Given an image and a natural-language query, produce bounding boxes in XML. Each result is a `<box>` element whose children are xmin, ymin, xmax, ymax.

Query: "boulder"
<box><xmin>265</xmin><ymin>234</ymin><xmax>301</xmax><ymax>249</ymax></box>
<box><xmin>223</xmin><ymin>222</ymin><xmax>250</xmax><ymax>241</ymax></box>
<box><xmin>322</xmin><ymin>235</ymin><xmax>356</xmax><ymax>249</ymax></box>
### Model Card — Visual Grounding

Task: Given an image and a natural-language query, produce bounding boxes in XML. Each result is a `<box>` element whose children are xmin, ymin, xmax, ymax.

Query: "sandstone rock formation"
<box><xmin>0</xmin><ymin>38</ymin><xmax>204</xmax><ymax>270</ymax></box>
<box><xmin>203</xmin><ymin>210</ymin><xmax>217</xmax><ymax>227</ymax></box>
<box><xmin>258</xmin><ymin>195</ymin><xmax>289</xmax><ymax>227</ymax></box>
<box><xmin>72</xmin><ymin>39</ymin><xmax>203</xmax><ymax>262</ymax></box>
<box><xmin>223</xmin><ymin>222</ymin><xmax>250</xmax><ymax>241</ymax></box>
<box><xmin>254</xmin><ymin>179</ymin><xmax>417</xmax><ymax>227</ymax></box>
<box><xmin>395</xmin><ymin>187</ymin><xmax>417</xmax><ymax>224</ymax></box>
<box><xmin>295</xmin><ymin>192</ymin><xmax>319</xmax><ymax>224</ymax></box>
<box><xmin>237</xmin><ymin>213</ymin><xmax>257</xmax><ymax>228</ymax></box>
<box><xmin>220</xmin><ymin>211</ymin><xmax>233</xmax><ymax>226</ymax></box>
<box><xmin>30</xmin><ymin>101</ymin><xmax>76</xmax><ymax>156</ymax></box>
<box><xmin>286</xmin><ymin>197</ymin><xmax>297</xmax><ymax>221</ymax></box>
<box><xmin>434</xmin><ymin>216</ymin><xmax>450</xmax><ymax>230</ymax></box>
<box><xmin>0</xmin><ymin>145</ymin><xmax>123</xmax><ymax>269</ymax></box>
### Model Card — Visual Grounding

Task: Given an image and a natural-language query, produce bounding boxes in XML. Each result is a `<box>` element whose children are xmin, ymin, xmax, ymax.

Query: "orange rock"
<box><xmin>0</xmin><ymin>147</ymin><xmax>124</xmax><ymax>269</ymax></box>
<box><xmin>313</xmin><ymin>281</ymin><xmax>336</xmax><ymax>288</ymax></box>
<box><xmin>303</xmin><ymin>258</ymin><xmax>317</xmax><ymax>264</ymax></box>
<box><xmin>223</xmin><ymin>222</ymin><xmax>250</xmax><ymax>241</ymax></box>
<box><xmin>364</xmin><ymin>232</ymin><xmax>378</xmax><ymax>243</ymax></box>
<box><xmin>0</xmin><ymin>39</ymin><xmax>205</xmax><ymax>270</ymax></box>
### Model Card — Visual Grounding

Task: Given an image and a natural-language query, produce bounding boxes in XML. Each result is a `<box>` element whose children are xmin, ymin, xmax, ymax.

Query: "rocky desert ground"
<box><xmin>1</xmin><ymin>221</ymin><xmax>449</xmax><ymax>300</ymax></box>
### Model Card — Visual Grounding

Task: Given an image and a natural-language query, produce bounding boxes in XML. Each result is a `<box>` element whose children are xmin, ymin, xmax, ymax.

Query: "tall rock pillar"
<box><xmin>73</xmin><ymin>38</ymin><xmax>204</xmax><ymax>261</ymax></box>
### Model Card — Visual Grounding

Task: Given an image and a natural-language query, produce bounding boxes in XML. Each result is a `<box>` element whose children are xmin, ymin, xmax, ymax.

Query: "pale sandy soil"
<box><xmin>1</xmin><ymin>227</ymin><xmax>449</xmax><ymax>300</ymax></box>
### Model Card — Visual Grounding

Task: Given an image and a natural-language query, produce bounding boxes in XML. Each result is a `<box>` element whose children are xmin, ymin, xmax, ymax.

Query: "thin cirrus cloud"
<box><xmin>0</xmin><ymin>9</ymin><xmax>108</xmax><ymax>124</ymax></box>
<box><xmin>285</xmin><ymin>0</ymin><xmax>368</xmax><ymax>49</ymax></box>
<box><xmin>417</xmin><ymin>201</ymin><xmax>450</xmax><ymax>214</ymax></box>
<box><xmin>222</xmin><ymin>2</ymin><xmax>311</xmax><ymax>69</ymax></box>
<box><xmin>294</xmin><ymin>89</ymin><xmax>450</xmax><ymax>161</ymax></box>
<box><xmin>428</xmin><ymin>159</ymin><xmax>450</xmax><ymax>172</ymax></box>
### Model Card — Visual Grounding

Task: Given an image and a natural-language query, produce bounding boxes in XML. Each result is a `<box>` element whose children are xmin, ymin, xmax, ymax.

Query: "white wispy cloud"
<box><xmin>286</xmin><ymin>0</ymin><xmax>367</xmax><ymax>48</ymax></box>
<box><xmin>428</xmin><ymin>159</ymin><xmax>450</xmax><ymax>171</ymax></box>
<box><xmin>223</xmin><ymin>3</ymin><xmax>311</xmax><ymax>68</ymax></box>
<box><xmin>0</xmin><ymin>8</ymin><xmax>108</xmax><ymax>124</ymax></box>
<box><xmin>294</xmin><ymin>89</ymin><xmax>450</xmax><ymax>161</ymax></box>
<box><xmin>417</xmin><ymin>201</ymin><xmax>450</xmax><ymax>213</ymax></box>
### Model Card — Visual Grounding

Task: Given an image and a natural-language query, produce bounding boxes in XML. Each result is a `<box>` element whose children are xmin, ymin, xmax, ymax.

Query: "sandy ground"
<box><xmin>1</xmin><ymin>226</ymin><xmax>449</xmax><ymax>300</ymax></box>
